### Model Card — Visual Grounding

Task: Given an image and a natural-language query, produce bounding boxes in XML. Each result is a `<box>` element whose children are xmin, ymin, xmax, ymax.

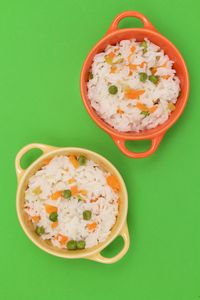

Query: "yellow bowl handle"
<box><xmin>15</xmin><ymin>143</ymin><xmax>56</xmax><ymax>182</ymax></box>
<box><xmin>87</xmin><ymin>223</ymin><xmax>130</xmax><ymax>264</ymax></box>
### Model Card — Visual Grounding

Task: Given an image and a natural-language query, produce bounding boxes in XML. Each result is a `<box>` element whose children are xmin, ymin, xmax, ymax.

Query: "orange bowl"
<box><xmin>80</xmin><ymin>11</ymin><xmax>189</xmax><ymax>158</ymax></box>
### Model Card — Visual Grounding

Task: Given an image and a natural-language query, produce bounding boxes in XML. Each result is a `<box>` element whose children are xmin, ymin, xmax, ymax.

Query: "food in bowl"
<box><xmin>24</xmin><ymin>154</ymin><xmax>120</xmax><ymax>250</ymax></box>
<box><xmin>87</xmin><ymin>38</ymin><xmax>180</xmax><ymax>132</ymax></box>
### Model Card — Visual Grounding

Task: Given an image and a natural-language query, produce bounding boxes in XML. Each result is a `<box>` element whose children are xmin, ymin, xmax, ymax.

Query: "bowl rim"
<box><xmin>16</xmin><ymin>145</ymin><xmax>129</xmax><ymax>261</ymax></box>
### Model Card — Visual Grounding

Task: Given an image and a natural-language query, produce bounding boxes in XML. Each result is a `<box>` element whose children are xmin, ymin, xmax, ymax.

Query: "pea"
<box><xmin>67</xmin><ymin>240</ymin><xmax>77</xmax><ymax>250</ymax></box>
<box><xmin>35</xmin><ymin>226</ymin><xmax>45</xmax><ymax>236</ymax></box>
<box><xmin>77</xmin><ymin>240</ymin><xmax>86</xmax><ymax>250</ymax></box>
<box><xmin>49</xmin><ymin>212</ymin><xmax>58</xmax><ymax>222</ymax></box>
<box><xmin>108</xmin><ymin>85</ymin><xmax>118</xmax><ymax>95</ymax></box>
<box><xmin>78</xmin><ymin>155</ymin><xmax>87</xmax><ymax>166</ymax></box>
<box><xmin>63</xmin><ymin>189</ymin><xmax>71</xmax><ymax>199</ymax></box>
<box><xmin>83</xmin><ymin>210</ymin><xmax>92</xmax><ymax>220</ymax></box>
<box><xmin>139</xmin><ymin>72</ymin><xmax>147</xmax><ymax>82</ymax></box>
<box><xmin>149</xmin><ymin>75</ymin><xmax>159</xmax><ymax>84</ymax></box>
<box><xmin>141</xmin><ymin>111</ymin><xmax>150</xmax><ymax>117</ymax></box>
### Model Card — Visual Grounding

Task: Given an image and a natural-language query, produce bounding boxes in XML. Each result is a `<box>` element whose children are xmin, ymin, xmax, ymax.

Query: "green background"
<box><xmin>0</xmin><ymin>0</ymin><xmax>199</xmax><ymax>299</ymax></box>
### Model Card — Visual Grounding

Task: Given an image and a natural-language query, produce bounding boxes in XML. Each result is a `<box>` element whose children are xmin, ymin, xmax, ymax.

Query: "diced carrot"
<box><xmin>69</xmin><ymin>155</ymin><xmax>79</xmax><ymax>169</ymax></box>
<box><xmin>32</xmin><ymin>215</ymin><xmax>40</xmax><ymax>223</ymax></box>
<box><xmin>51</xmin><ymin>191</ymin><xmax>62</xmax><ymax>200</ymax></box>
<box><xmin>79</xmin><ymin>189</ymin><xmax>87</xmax><ymax>196</ymax></box>
<box><xmin>131</xmin><ymin>46</ymin><xmax>135</xmax><ymax>53</ymax></box>
<box><xmin>161</xmin><ymin>75</ymin><xmax>170</xmax><ymax>79</ymax></box>
<box><xmin>68</xmin><ymin>178</ymin><xmax>75</xmax><ymax>184</ymax></box>
<box><xmin>128</xmin><ymin>53</ymin><xmax>132</xmax><ymax>63</ymax></box>
<box><xmin>56</xmin><ymin>234</ymin><xmax>68</xmax><ymax>245</ymax></box>
<box><xmin>43</xmin><ymin>158</ymin><xmax>52</xmax><ymax>165</ymax></box>
<box><xmin>151</xmin><ymin>67</ymin><xmax>157</xmax><ymax>75</ymax></box>
<box><xmin>136</xmin><ymin>102</ymin><xmax>149</xmax><ymax>111</ymax></box>
<box><xmin>140</xmin><ymin>61</ymin><xmax>146</xmax><ymax>68</ymax></box>
<box><xmin>129</xmin><ymin>63</ymin><xmax>137</xmax><ymax>71</ymax></box>
<box><xmin>45</xmin><ymin>205</ymin><xmax>58</xmax><ymax>214</ymax></box>
<box><xmin>168</xmin><ymin>102</ymin><xmax>176</xmax><ymax>111</ymax></box>
<box><xmin>90</xmin><ymin>198</ymin><xmax>98</xmax><ymax>203</ymax></box>
<box><xmin>32</xmin><ymin>186</ymin><xmax>42</xmax><ymax>195</ymax></box>
<box><xmin>87</xmin><ymin>222</ymin><xmax>97</xmax><ymax>231</ymax></box>
<box><xmin>71</xmin><ymin>185</ymin><xmax>78</xmax><ymax>196</ymax></box>
<box><xmin>107</xmin><ymin>52</ymin><xmax>115</xmax><ymax>59</ymax></box>
<box><xmin>128</xmin><ymin>71</ymin><xmax>133</xmax><ymax>76</ymax></box>
<box><xmin>116</xmin><ymin>108</ymin><xmax>124</xmax><ymax>114</ymax></box>
<box><xmin>149</xmin><ymin>105</ymin><xmax>158</xmax><ymax>113</ymax></box>
<box><xmin>110</xmin><ymin>65</ymin><xmax>117</xmax><ymax>73</ymax></box>
<box><xmin>51</xmin><ymin>222</ymin><xmax>58</xmax><ymax>229</ymax></box>
<box><xmin>125</xmin><ymin>89</ymin><xmax>145</xmax><ymax>100</ymax></box>
<box><xmin>106</xmin><ymin>175</ymin><xmax>120</xmax><ymax>191</ymax></box>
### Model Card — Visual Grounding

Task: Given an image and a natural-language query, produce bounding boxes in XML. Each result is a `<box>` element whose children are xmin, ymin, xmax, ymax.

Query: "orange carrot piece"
<box><xmin>131</xmin><ymin>46</ymin><xmax>135</xmax><ymax>53</ymax></box>
<box><xmin>149</xmin><ymin>105</ymin><xmax>158</xmax><ymax>113</ymax></box>
<box><xmin>151</xmin><ymin>67</ymin><xmax>157</xmax><ymax>75</ymax></box>
<box><xmin>129</xmin><ymin>63</ymin><xmax>137</xmax><ymax>71</ymax></box>
<box><xmin>79</xmin><ymin>189</ymin><xmax>87</xmax><ymax>196</ymax></box>
<box><xmin>32</xmin><ymin>215</ymin><xmax>40</xmax><ymax>223</ymax></box>
<box><xmin>116</xmin><ymin>108</ymin><xmax>124</xmax><ymax>114</ymax></box>
<box><xmin>87</xmin><ymin>222</ymin><xmax>97</xmax><ymax>231</ymax></box>
<box><xmin>68</xmin><ymin>178</ymin><xmax>75</xmax><ymax>184</ymax></box>
<box><xmin>69</xmin><ymin>155</ymin><xmax>79</xmax><ymax>168</ymax></box>
<box><xmin>107</xmin><ymin>51</ymin><xmax>115</xmax><ymax>59</ymax></box>
<box><xmin>51</xmin><ymin>191</ymin><xmax>62</xmax><ymax>200</ymax></box>
<box><xmin>51</xmin><ymin>222</ymin><xmax>58</xmax><ymax>229</ymax></box>
<box><xmin>45</xmin><ymin>205</ymin><xmax>58</xmax><ymax>214</ymax></box>
<box><xmin>110</xmin><ymin>65</ymin><xmax>117</xmax><ymax>73</ymax></box>
<box><xmin>125</xmin><ymin>89</ymin><xmax>145</xmax><ymax>100</ymax></box>
<box><xmin>90</xmin><ymin>198</ymin><xmax>98</xmax><ymax>203</ymax></box>
<box><xmin>136</xmin><ymin>102</ymin><xmax>149</xmax><ymax>111</ymax></box>
<box><xmin>161</xmin><ymin>75</ymin><xmax>170</xmax><ymax>79</ymax></box>
<box><xmin>140</xmin><ymin>61</ymin><xmax>146</xmax><ymax>68</ymax></box>
<box><xmin>106</xmin><ymin>175</ymin><xmax>120</xmax><ymax>191</ymax></box>
<box><xmin>71</xmin><ymin>185</ymin><xmax>78</xmax><ymax>196</ymax></box>
<box><xmin>56</xmin><ymin>234</ymin><xmax>68</xmax><ymax>245</ymax></box>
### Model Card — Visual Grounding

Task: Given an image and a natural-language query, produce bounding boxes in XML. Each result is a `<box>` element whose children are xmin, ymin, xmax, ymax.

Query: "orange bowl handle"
<box><xmin>112</xmin><ymin>133</ymin><xmax>165</xmax><ymax>158</ymax></box>
<box><xmin>87</xmin><ymin>223</ymin><xmax>129</xmax><ymax>264</ymax></box>
<box><xmin>107</xmin><ymin>10</ymin><xmax>156</xmax><ymax>33</ymax></box>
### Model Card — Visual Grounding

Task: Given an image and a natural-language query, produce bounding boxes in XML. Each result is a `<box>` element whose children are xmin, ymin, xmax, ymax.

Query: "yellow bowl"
<box><xmin>15</xmin><ymin>143</ymin><xmax>130</xmax><ymax>264</ymax></box>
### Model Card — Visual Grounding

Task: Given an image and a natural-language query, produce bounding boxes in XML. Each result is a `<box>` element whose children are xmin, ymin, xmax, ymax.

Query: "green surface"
<box><xmin>0</xmin><ymin>0</ymin><xmax>199</xmax><ymax>299</ymax></box>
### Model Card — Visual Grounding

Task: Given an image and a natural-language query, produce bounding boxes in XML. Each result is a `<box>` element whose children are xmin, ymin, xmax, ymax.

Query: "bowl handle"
<box><xmin>107</xmin><ymin>10</ymin><xmax>156</xmax><ymax>33</ymax></box>
<box><xmin>112</xmin><ymin>133</ymin><xmax>165</xmax><ymax>158</ymax></box>
<box><xmin>15</xmin><ymin>143</ymin><xmax>56</xmax><ymax>182</ymax></box>
<box><xmin>87</xmin><ymin>223</ymin><xmax>129</xmax><ymax>264</ymax></box>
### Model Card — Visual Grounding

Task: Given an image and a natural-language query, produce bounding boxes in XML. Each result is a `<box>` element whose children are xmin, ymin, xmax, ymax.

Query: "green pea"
<box><xmin>78</xmin><ymin>155</ymin><xmax>87</xmax><ymax>166</ymax></box>
<box><xmin>108</xmin><ymin>85</ymin><xmax>118</xmax><ymax>95</ymax></box>
<box><xmin>63</xmin><ymin>189</ymin><xmax>71</xmax><ymax>199</ymax></box>
<box><xmin>139</xmin><ymin>72</ymin><xmax>148</xmax><ymax>82</ymax></box>
<box><xmin>67</xmin><ymin>240</ymin><xmax>77</xmax><ymax>250</ymax></box>
<box><xmin>140</xmin><ymin>41</ymin><xmax>147</xmax><ymax>53</ymax></box>
<box><xmin>149</xmin><ymin>75</ymin><xmax>159</xmax><ymax>84</ymax></box>
<box><xmin>83</xmin><ymin>210</ymin><xmax>92</xmax><ymax>220</ymax></box>
<box><xmin>141</xmin><ymin>111</ymin><xmax>150</xmax><ymax>117</ymax></box>
<box><xmin>77</xmin><ymin>240</ymin><xmax>86</xmax><ymax>249</ymax></box>
<box><xmin>49</xmin><ymin>212</ymin><xmax>58</xmax><ymax>222</ymax></box>
<box><xmin>35</xmin><ymin>226</ymin><xmax>45</xmax><ymax>236</ymax></box>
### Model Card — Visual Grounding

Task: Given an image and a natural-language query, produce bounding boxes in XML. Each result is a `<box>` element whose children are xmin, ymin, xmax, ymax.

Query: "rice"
<box><xmin>24</xmin><ymin>155</ymin><xmax>119</xmax><ymax>249</ymax></box>
<box><xmin>87</xmin><ymin>38</ymin><xmax>180</xmax><ymax>132</ymax></box>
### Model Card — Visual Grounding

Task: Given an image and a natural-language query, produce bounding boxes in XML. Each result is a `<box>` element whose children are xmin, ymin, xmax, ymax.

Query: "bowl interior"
<box><xmin>16</xmin><ymin>148</ymin><xmax>128</xmax><ymax>259</ymax></box>
<box><xmin>81</xmin><ymin>28</ymin><xmax>189</xmax><ymax>139</ymax></box>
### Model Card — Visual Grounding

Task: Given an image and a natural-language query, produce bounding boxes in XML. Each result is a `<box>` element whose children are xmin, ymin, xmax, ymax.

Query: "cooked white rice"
<box><xmin>24</xmin><ymin>155</ymin><xmax>119</xmax><ymax>249</ymax></box>
<box><xmin>87</xmin><ymin>38</ymin><xmax>180</xmax><ymax>132</ymax></box>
